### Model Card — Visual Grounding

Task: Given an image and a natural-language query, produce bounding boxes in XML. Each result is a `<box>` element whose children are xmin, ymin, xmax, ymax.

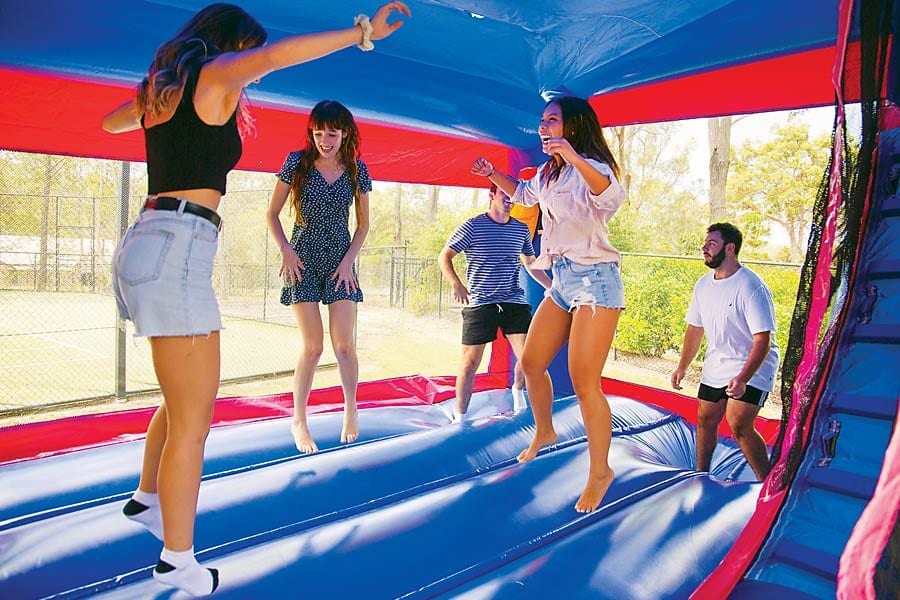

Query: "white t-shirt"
<box><xmin>685</xmin><ymin>266</ymin><xmax>780</xmax><ymax>391</ymax></box>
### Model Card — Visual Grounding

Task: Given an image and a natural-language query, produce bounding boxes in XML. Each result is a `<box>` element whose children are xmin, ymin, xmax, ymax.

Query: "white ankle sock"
<box><xmin>153</xmin><ymin>546</ymin><xmax>219</xmax><ymax>597</ymax></box>
<box><xmin>511</xmin><ymin>387</ymin><xmax>528</xmax><ymax>410</ymax></box>
<box><xmin>123</xmin><ymin>490</ymin><xmax>163</xmax><ymax>540</ymax></box>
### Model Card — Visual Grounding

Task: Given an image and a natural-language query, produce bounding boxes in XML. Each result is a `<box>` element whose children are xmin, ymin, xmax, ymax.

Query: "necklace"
<box><xmin>316</xmin><ymin>160</ymin><xmax>345</xmax><ymax>184</ymax></box>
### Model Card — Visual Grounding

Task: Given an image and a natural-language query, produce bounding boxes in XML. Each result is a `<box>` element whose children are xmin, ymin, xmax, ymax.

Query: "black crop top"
<box><xmin>143</xmin><ymin>66</ymin><xmax>242</xmax><ymax>195</ymax></box>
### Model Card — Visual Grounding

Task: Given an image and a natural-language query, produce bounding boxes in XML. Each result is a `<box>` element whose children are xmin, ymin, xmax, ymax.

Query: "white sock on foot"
<box><xmin>511</xmin><ymin>387</ymin><xmax>527</xmax><ymax>410</ymax></box>
<box><xmin>153</xmin><ymin>546</ymin><xmax>219</xmax><ymax>597</ymax></box>
<box><xmin>123</xmin><ymin>489</ymin><xmax>163</xmax><ymax>540</ymax></box>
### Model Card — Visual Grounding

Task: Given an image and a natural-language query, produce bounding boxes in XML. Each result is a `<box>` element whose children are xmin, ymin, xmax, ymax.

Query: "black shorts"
<box><xmin>698</xmin><ymin>383</ymin><xmax>769</xmax><ymax>407</ymax></box>
<box><xmin>461</xmin><ymin>303</ymin><xmax>532</xmax><ymax>345</ymax></box>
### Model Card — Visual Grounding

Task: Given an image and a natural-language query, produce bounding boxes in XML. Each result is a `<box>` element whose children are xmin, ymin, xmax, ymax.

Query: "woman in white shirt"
<box><xmin>472</xmin><ymin>96</ymin><xmax>626</xmax><ymax>513</ymax></box>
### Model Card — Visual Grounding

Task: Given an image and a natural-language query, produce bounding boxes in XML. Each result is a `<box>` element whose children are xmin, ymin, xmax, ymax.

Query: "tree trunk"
<box><xmin>707</xmin><ymin>116</ymin><xmax>732</xmax><ymax>222</ymax></box>
<box><xmin>393</xmin><ymin>183</ymin><xmax>403</xmax><ymax>246</ymax></box>
<box><xmin>428</xmin><ymin>185</ymin><xmax>440</xmax><ymax>222</ymax></box>
<box><xmin>610</xmin><ymin>126</ymin><xmax>631</xmax><ymax>195</ymax></box>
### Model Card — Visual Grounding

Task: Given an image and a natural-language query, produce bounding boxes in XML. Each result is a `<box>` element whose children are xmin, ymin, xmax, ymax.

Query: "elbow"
<box><xmin>101</xmin><ymin>115</ymin><xmax>122</xmax><ymax>134</ymax></box>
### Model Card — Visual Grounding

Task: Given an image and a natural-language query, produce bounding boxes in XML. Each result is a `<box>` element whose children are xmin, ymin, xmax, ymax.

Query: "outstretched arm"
<box><xmin>204</xmin><ymin>2</ymin><xmax>411</xmax><ymax>91</ymax></box>
<box><xmin>471</xmin><ymin>157</ymin><xmax>518</xmax><ymax>197</ymax></box>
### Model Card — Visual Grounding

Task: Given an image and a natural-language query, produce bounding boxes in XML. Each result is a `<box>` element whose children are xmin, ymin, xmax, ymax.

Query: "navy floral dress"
<box><xmin>276</xmin><ymin>151</ymin><xmax>372</xmax><ymax>305</ymax></box>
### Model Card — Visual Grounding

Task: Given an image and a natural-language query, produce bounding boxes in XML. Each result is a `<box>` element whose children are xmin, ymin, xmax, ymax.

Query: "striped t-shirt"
<box><xmin>447</xmin><ymin>213</ymin><xmax>535</xmax><ymax>306</ymax></box>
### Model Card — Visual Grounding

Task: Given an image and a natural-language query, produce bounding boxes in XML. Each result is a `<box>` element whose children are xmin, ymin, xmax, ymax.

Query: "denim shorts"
<box><xmin>547</xmin><ymin>256</ymin><xmax>625</xmax><ymax>311</ymax></box>
<box><xmin>112</xmin><ymin>207</ymin><xmax>222</xmax><ymax>337</ymax></box>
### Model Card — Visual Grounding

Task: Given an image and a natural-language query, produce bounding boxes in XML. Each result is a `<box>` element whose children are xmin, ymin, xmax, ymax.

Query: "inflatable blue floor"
<box><xmin>0</xmin><ymin>391</ymin><xmax>761</xmax><ymax>599</ymax></box>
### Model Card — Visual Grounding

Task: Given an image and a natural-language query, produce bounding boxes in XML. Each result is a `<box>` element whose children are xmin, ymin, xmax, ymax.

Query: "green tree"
<box><xmin>608</xmin><ymin>122</ymin><xmax>705</xmax><ymax>255</ymax></box>
<box><xmin>617</xmin><ymin>257</ymin><xmax>706</xmax><ymax>357</ymax></box>
<box><xmin>727</xmin><ymin>122</ymin><xmax>831</xmax><ymax>261</ymax></box>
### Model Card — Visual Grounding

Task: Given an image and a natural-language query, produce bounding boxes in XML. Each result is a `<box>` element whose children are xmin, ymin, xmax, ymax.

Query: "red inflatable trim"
<box><xmin>593</xmin><ymin>43</ymin><xmax>861</xmax><ymax>127</ymax></box>
<box><xmin>0</xmin><ymin>67</ymin><xmax>510</xmax><ymax>188</ymax></box>
<box><xmin>0</xmin><ymin>371</ymin><xmax>508</xmax><ymax>465</ymax></box>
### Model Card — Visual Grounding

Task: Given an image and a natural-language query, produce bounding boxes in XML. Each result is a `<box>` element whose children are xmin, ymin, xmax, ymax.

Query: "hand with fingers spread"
<box><xmin>280</xmin><ymin>245</ymin><xmax>304</xmax><ymax>284</ymax></box>
<box><xmin>331</xmin><ymin>259</ymin><xmax>358</xmax><ymax>293</ymax></box>
<box><xmin>449</xmin><ymin>280</ymin><xmax>469</xmax><ymax>305</ymax></box>
<box><xmin>370</xmin><ymin>1</ymin><xmax>412</xmax><ymax>40</ymax></box>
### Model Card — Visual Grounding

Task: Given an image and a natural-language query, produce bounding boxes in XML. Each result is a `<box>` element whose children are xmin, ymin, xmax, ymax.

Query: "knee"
<box><xmin>332</xmin><ymin>341</ymin><xmax>356</xmax><ymax>362</ymax></box>
<box><xmin>299</xmin><ymin>344</ymin><xmax>324</xmax><ymax>363</ymax></box>
<box><xmin>697</xmin><ymin>410</ymin><xmax>723</xmax><ymax>431</ymax></box>
<box><xmin>167</xmin><ymin>418</ymin><xmax>212</xmax><ymax>446</ymax></box>
<box><xmin>520</xmin><ymin>356</ymin><xmax>546</xmax><ymax>379</ymax></box>
<box><xmin>459</xmin><ymin>356</ymin><xmax>480</xmax><ymax>375</ymax></box>
<box><xmin>727</xmin><ymin>417</ymin><xmax>757</xmax><ymax>440</ymax></box>
<box><xmin>571</xmin><ymin>376</ymin><xmax>599</xmax><ymax>401</ymax></box>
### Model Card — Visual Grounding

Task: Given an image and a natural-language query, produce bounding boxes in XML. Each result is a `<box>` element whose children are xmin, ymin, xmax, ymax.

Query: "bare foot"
<box><xmin>517</xmin><ymin>430</ymin><xmax>558</xmax><ymax>463</ymax></box>
<box><xmin>574</xmin><ymin>469</ymin><xmax>614</xmax><ymax>513</ymax></box>
<box><xmin>341</xmin><ymin>410</ymin><xmax>359</xmax><ymax>444</ymax></box>
<box><xmin>291</xmin><ymin>422</ymin><xmax>318</xmax><ymax>454</ymax></box>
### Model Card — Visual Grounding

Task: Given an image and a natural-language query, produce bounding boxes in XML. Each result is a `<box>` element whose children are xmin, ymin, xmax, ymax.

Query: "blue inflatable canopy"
<box><xmin>0</xmin><ymin>0</ymin><xmax>861</xmax><ymax>185</ymax></box>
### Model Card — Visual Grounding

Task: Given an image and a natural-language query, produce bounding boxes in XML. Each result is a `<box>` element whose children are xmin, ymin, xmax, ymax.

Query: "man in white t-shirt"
<box><xmin>671</xmin><ymin>222</ymin><xmax>779</xmax><ymax>481</ymax></box>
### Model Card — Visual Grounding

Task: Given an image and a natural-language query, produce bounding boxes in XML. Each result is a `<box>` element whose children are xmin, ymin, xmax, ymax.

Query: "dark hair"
<box><xmin>289</xmin><ymin>100</ymin><xmax>364</xmax><ymax>226</ymax></box>
<box><xmin>708</xmin><ymin>222</ymin><xmax>743</xmax><ymax>255</ymax></box>
<box><xmin>489</xmin><ymin>183</ymin><xmax>498</xmax><ymax>194</ymax></box>
<box><xmin>543</xmin><ymin>96</ymin><xmax>620</xmax><ymax>183</ymax></box>
<box><xmin>136</xmin><ymin>3</ymin><xmax>267</xmax><ymax>134</ymax></box>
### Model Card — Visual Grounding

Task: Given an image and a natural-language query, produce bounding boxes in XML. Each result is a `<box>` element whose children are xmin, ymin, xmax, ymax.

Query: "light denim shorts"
<box><xmin>547</xmin><ymin>256</ymin><xmax>625</xmax><ymax>311</ymax></box>
<box><xmin>112</xmin><ymin>208</ymin><xmax>222</xmax><ymax>337</ymax></box>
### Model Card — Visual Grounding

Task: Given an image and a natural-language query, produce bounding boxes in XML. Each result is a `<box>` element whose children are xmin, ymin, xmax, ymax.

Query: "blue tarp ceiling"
<box><xmin>0</xmin><ymin>0</ymin><xmax>857</xmax><ymax>184</ymax></box>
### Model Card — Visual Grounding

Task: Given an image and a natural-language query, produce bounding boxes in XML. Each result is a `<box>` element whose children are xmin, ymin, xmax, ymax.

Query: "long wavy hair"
<box><xmin>289</xmin><ymin>100</ymin><xmax>364</xmax><ymax>227</ymax></box>
<box><xmin>542</xmin><ymin>96</ymin><xmax>620</xmax><ymax>184</ymax></box>
<box><xmin>135</xmin><ymin>3</ymin><xmax>267</xmax><ymax>137</ymax></box>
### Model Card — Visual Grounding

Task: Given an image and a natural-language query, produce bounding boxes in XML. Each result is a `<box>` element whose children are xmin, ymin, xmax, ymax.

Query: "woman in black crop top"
<box><xmin>101</xmin><ymin>3</ymin><xmax>410</xmax><ymax>596</ymax></box>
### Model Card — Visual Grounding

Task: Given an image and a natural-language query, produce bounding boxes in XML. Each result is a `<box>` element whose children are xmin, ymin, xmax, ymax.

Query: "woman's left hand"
<box><xmin>544</xmin><ymin>136</ymin><xmax>578</xmax><ymax>163</ymax></box>
<box><xmin>331</xmin><ymin>261</ymin><xmax>358</xmax><ymax>293</ymax></box>
<box><xmin>370</xmin><ymin>1</ymin><xmax>412</xmax><ymax>40</ymax></box>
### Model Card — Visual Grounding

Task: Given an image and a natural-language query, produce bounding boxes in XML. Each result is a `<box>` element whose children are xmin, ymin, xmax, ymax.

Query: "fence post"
<box><xmin>262</xmin><ymin>225</ymin><xmax>269</xmax><ymax>322</ymax></box>
<box><xmin>402</xmin><ymin>242</ymin><xmax>408</xmax><ymax>308</ymax></box>
<box><xmin>91</xmin><ymin>197</ymin><xmax>98</xmax><ymax>292</ymax></box>
<box><xmin>115</xmin><ymin>161</ymin><xmax>130</xmax><ymax>402</ymax></box>
<box><xmin>389</xmin><ymin>246</ymin><xmax>397</xmax><ymax>307</ymax></box>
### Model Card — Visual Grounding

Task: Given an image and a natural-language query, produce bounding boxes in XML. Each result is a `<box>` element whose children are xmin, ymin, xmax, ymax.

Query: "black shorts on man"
<box><xmin>461</xmin><ymin>302</ymin><xmax>532</xmax><ymax>345</ymax></box>
<box><xmin>697</xmin><ymin>383</ymin><xmax>768</xmax><ymax>407</ymax></box>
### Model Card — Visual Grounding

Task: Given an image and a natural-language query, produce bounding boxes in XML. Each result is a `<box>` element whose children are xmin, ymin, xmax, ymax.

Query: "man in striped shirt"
<box><xmin>439</xmin><ymin>184</ymin><xmax>552</xmax><ymax>421</ymax></box>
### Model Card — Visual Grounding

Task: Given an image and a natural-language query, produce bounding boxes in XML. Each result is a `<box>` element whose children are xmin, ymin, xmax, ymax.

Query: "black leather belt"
<box><xmin>143</xmin><ymin>196</ymin><xmax>222</xmax><ymax>229</ymax></box>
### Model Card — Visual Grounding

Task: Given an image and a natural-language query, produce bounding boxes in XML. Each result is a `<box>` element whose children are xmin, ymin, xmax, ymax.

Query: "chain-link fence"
<box><xmin>0</xmin><ymin>151</ymin><xmax>464</xmax><ymax>416</ymax></box>
<box><xmin>1</xmin><ymin>150</ymin><xmax>801</xmax><ymax>419</ymax></box>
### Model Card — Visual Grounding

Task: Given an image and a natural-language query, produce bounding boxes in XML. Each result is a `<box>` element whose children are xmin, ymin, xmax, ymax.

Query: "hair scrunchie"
<box><xmin>354</xmin><ymin>14</ymin><xmax>374</xmax><ymax>51</ymax></box>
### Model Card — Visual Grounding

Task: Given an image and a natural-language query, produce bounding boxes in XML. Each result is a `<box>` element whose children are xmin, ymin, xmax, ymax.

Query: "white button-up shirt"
<box><xmin>511</xmin><ymin>158</ymin><xmax>626</xmax><ymax>270</ymax></box>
